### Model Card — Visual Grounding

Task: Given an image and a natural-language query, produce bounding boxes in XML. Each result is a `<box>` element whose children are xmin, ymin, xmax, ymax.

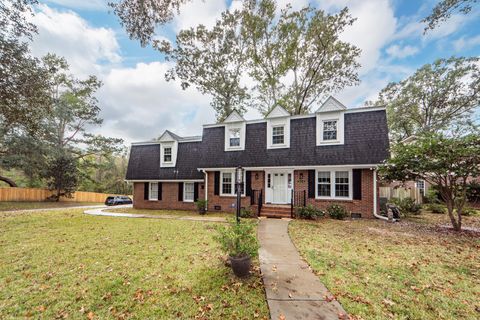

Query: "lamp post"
<box><xmin>235</xmin><ymin>166</ymin><xmax>244</xmax><ymax>223</ymax></box>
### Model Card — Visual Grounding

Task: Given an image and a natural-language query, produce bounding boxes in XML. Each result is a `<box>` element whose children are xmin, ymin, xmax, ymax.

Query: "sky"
<box><xmin>30</xmin><ymin>0</ymin><xmax>480</xmax><ymax>144</ymax></box>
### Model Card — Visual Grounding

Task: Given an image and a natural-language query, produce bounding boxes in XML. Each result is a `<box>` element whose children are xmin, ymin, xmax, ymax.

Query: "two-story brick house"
<box><xmin>126</xmin><ymin>97</ymin><xmax>390</xmax><ymax>218</ymax></box>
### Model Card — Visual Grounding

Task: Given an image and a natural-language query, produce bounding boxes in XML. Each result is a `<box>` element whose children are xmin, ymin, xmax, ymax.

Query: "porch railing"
<box><xmin>291</xmin><ymin>190</ymin><xmax>306</xmax><ymax>218</ymax></box>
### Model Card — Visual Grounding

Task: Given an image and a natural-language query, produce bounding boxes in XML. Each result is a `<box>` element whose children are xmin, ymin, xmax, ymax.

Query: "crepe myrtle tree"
<box><xmin>379</xmin><ymin>133</ymin><xmax>480</xmax><ymax>231</ymax></box>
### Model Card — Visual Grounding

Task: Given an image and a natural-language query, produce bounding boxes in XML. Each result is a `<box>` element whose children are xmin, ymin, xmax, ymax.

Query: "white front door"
<box><xmin>272</xmin><ymin>173</ymin><xmax>287</xmax><ymax>203</ymax></box>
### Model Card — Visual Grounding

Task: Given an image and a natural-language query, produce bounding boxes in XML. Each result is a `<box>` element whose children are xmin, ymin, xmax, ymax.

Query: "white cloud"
<box><xmin>386</xmin><ymin>44</ymin><xmax>419</xmax><ymax>59</ymax></box>
<box><xmin>31</xmin><ymin>5</ymin><xmax>121</xmax><ymax>76</ymax></box>
<box><xmin>174</xmin><ymin>0</ymin><xmax>226</xmax><ymax>31</ymax></box>
<box><xmin>316</xmin><ymin>0</ymin><xmax>397</xmax><ymax>75</ymax></box>
<box><xmin>453</xmin><ymin>35</ymin><xmax>480</xmax><ymax>51</ymax></box>
<box><xmin>97</xmin><ymin>61</ymin><xmax>215</xmax><ymax>143</ymax></box>
<box><xmin>44</xmin><ymin>0</ymin><xmax>106</xmax><ymax>10</ymax></box>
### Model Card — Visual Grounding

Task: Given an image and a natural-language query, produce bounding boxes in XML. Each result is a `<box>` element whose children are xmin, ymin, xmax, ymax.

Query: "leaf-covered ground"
<box><xmin>104</xmin><ymin>207</ymin><xmax>231</xmax><ymax>218</ymax></box>
<box><xmin>0</xmin><ymin>209</ymin><xmax>268</xmax><ymax>319</ymax></box>
<box><xmin>0</xmin><ymin>202</ymin><xmax>103</xmax><ymax>211</ymax></box>
<box><xmin>289</xmin><ymin>213</ymin><xmax>480</xmax><ymax>320</ymax></box>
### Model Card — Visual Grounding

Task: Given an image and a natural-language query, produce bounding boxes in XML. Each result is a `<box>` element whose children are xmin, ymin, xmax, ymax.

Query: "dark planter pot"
<box><xmin>198</xmin><ymin>208</ymin><xmax>206</xmax><ymax>215</ymax></box>
<box><xmin>229</xmin><ymin>255</ymin><xmax>251</xmax><ymax>277</ymax></box>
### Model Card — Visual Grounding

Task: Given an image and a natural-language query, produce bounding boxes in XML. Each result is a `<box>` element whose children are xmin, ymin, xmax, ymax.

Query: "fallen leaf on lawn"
<box><xmin>382</xmin><ymin>299</ymin><xmax>395</xmax><ymax>306</ymax></box>
<box><xmin>87</xmin><ymin>311</ymin><xmax>95</xmax><ymax>319</ymax></box>
<box><xmin>278</xmin><ymin>314</ymin><xmax>286</xmax><ymax>320</ymax></box>
<box><xmin>288</xmin><ymin>292</ymin><xmax>293</xmax><ymax>298</ymax></box>
<box><xmin>37</xmin><ymin>305</ymin><xmax>46</xmax><ymax>312</ymax></box>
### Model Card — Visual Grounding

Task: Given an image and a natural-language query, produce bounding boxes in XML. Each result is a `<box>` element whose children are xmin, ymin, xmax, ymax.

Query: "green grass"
<box><xmin>0</xmin><ymin>202</ymin><xmax>103</xmax><ymax>211</ymax></box>
<box><xmin>104</xmin><ymin>207</ymin><xmax>232</xmax><ymax>218</ymax></box>
<box><xmin>289</xmin><ymin>214</ymin><xmax>480</xmax><ymax>320</ymax></box>
<box><xmin>0</xmin><ymin>209</ymin><xmax>268</xmax><ymax>319</ymax></box>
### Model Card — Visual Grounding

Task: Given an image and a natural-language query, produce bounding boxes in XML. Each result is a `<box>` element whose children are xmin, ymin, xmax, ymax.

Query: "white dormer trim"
<box><xmin>223</xmin><ymin>110</ymin><xmax>246</xmax><ymax>151</ymax></box>
<box><xmin>316</xmin><ymin>96</ymin><xmax>347</xmax><ymax>113</ymax></box>
<box><xmin>223</xmin><ymin>110</ymin><xmax>245</xmax><ymax>123</ymax></box>
<box><xmin>159</xmin><ymin>131</ymin><xmax>178</xmax><ymax>167</ymax></box>
<box><xmin>266</xmin><ymin>106</ymin><xmax>290</xmax><ymax>149</ymax></box>
<box><xmin>266</xmin><ymin>105</ymin><xmax>290</xmax><ymax>119</ymax></box>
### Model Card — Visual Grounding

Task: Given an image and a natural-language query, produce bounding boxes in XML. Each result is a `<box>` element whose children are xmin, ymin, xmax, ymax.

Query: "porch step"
<box><xmin>260</xmin><ymin>205</ymin><xmax>293</xmax><ymax>218</ymax></box>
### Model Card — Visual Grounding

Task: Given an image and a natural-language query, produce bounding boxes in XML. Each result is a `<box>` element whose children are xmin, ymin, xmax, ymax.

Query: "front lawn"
<box><xmin>289</xmin><ymin>213</ymin><xmax>480</xmax><ymax>320</ymax></box>
<box><xmin>104</xmin><ymin>207</ymin><xmax>232</xmax><ymax>218</ymax></box>
<box><xmin>0</xmin><ymin>201</ymin><xmax>103</xmax><ymax>211</ymax></box>
<box><xmin>0</xmin><ymin>209</ymin><xmax>268</xmax><ymax>319</ymax></box>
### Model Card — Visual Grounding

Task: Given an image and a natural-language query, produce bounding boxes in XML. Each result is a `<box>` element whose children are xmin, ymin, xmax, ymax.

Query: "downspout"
<box><xmin>372</xmin><ymin>168</ymin><xmax>389</xmax><ymax>221</ymax></box>
<box><xmin>202</xmin><ymin>170</ymin><xmax>208</xmax><ymax>211</ymax></box>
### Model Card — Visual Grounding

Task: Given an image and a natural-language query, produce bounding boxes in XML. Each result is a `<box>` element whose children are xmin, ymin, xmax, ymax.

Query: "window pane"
<box><xmin>184</xmin><ymin>183</ymin><xmax>194</xmax><ymax>201</ymax></box>
<box><xmin>323</xmin><ymin>120</ymin><xmax>337</xmax><ymax>141</ymax></box>
<box><xmin>317</xmin><ymin>171</ymin><xmax>331</xmax><ymax>197</ymax></box>
<box><xmin>335</xmin><ymin>171</ymin><xmax>349</xmax><ymax>197</ymax></box>
<box><xmin>164</xmin><ymin>147</ymin><xmax>172</xmax><ymax>162</ymax></box>
<box><xmin>150</xmin><ymin>182</ymin><xmax>158</xmax><ymax>200</ymax></box>
<box><xmin>229</xmin><ymin>129</ymin><xmax>241</xmax><ymax>147</ymax></box>
<box><xmin>272</xmin><ymin>126</ymin><xmax>285</xmax><ymax>144</ymax></box>
<box><xmin>222</xmin><ymin>173</ymin><xmax>232</xmax><ymax>194</ymax></box>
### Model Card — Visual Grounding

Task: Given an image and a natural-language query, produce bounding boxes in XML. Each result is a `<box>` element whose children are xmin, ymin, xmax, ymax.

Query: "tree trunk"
<box><xmin>446</xmin><ymin>201</ymin><xmax>460</xmax><ymax>231</ymax></box>
<box><xmin>0</xmin><ymin>175</ymin><xmax>17</xmax><ymax>187</ymax></box>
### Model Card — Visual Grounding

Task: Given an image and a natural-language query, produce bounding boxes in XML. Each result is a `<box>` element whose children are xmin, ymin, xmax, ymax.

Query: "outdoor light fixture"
<box><xmin>235</xmin><ymin>166</ymin><xmax>244</xmax><ymax>223</ymax></box>
<box><xmin>255</xmin><ymin>173</ymin><xmax>259</xmax><ymax>180</ymax></box>
<box><xmin>299</xmin><ymin>172</ymin><xmax>304</xmax><ymax>181</ymax></box>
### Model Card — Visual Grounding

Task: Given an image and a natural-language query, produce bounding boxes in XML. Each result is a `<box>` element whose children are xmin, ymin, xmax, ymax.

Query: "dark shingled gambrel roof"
<box><xmin>198</xmin><ymin>110</ymin><xmax>389</xmax><ymax>168</ymax></box>
<box><xmin>126</xmin><ymin>142</ymin><xmax>204</xmax><ymax>180</ymax></box>
<box><xmin>126</xmin><ymin>109</ymin><xmax>389</xmax><ymax>180</ymax></box>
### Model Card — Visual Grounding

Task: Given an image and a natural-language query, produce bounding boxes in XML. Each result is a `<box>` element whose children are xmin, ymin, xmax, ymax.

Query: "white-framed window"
<box><xmin>316</xmin><ymin>169</ymin><xmax>351</xmax><ymax>200</ymax></box>
<box><xmin>163</xmin><ymin>147</ymin><xmax>172</xmax><ymax>163</ymax></box>
<box><xmin>184</xmin><ymin>182</ymin><xmax>195</xmax><ymax>202</ymax></box>
<box><xmin>416</xmin><ymin>180</ymin><xmax>425</xmax><ymax>195</ymax></box>
<box><xmin>335</xmin><ymin>171</ymin><xmax>349</xmax><ymax>198</ymax></box>
<box><xmin>323</xmin><ymin>120</ymin><xmax>337</xmax><ymax>141</ymax></box>
<box><xmin>149</xmin><ymin>182</ymin><xmax>158</xmax><ymax>200</ymax></box>
<box><xmin>272</xmin><ymin>126</ymin><xmax>285</xmax><ymax>145</ymax></box>
<box><xmin>229</xmin><ymin>128</ymin><xmax>241</xmax><ymax>147</ymax></box>
<box><xmin>317</xmin><ymin>171</ymin><xmax>331</xmax><ymax>197</ymax></box>
<box><xmin>220</xmin><ymin>171</ymin><xmax>245</xmax><ymax>196</ymax></box>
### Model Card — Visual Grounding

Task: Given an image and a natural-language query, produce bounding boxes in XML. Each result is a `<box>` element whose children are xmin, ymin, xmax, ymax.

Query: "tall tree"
<box><xmin>243</xmin><ymin>0</ymin><xmax>360</xmax><ymax>115</ymax></box>
<box><xmin>371</xmin><ymin>56</ymin><xmax>480</xmax><ymax>142</ymax></box>
<box><xmin>158</xmin><ymin>10</ymin><xmax>250</xmax><ymax>121</ymax></box>
<box><xmin>109</xmin><ymin>0</ymin><xmax>192</xmax><ymax>46</ymax></box>
<box><xmin>423</xmin><ymin>0</ymin><xmax>478</xmax><ymax>31</ymax></box>
<box><xmin>44</xmin><ymin>153</ymin><xmax>79</xmax><ymax>201</ymax></box>
<box><xmin>380</xmin><ymin>133</ymin><xmax>480</xmax><ymax>231</ymax></box>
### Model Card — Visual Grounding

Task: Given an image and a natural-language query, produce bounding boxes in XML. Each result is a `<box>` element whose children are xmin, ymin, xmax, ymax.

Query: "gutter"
<box><xmin>201</xmin><ymin>170</ymin><xmax>208</xmax><ymax>211</ymax></box>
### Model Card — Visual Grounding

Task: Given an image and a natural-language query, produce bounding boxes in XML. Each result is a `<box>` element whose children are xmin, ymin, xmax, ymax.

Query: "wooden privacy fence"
<box><xmin>0</xmin><ymin>187</ymin><xmax>129</xmax><ymax>203</ymax></box>
<box><xmin>379</xmin><ymin>186</ymin><xmax>423</xmax><ymax>204</ymax></box>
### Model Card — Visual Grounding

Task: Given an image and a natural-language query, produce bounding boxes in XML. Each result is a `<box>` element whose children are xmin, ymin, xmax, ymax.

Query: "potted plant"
<box><xmin>214</xmin><ymin>219</ymin><xmax>259</xmax><ymax>277</ymax></box>
<box><xmin>194</xmin><ymin>199</ymin><xmax>208</xmax><ymax>215</ymax></box>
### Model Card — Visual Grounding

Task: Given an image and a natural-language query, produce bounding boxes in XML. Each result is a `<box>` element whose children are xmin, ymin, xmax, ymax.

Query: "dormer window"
<box><xmin>229</xmin><ymin>128</ymin><xmax>241</xmax><ymax>147</ymax></box>
<box><xmin>322</xmin><ymin>120</ymin><xmax>337</xmax><ymax>141</ymax></box>
<box><xmin>272</xmin><ymin>126</ymin><xmax>285</xmax><ymax>145</ymax></box>
<box><xmin>163</xmin><ymin>147</ymin><xmax>172</xmax><ymax>163</ymax></box>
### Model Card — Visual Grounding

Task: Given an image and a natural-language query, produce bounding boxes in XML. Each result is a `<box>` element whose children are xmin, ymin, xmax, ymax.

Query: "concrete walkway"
<box><xmin>258</xmin><ymin>218</ymin><xmax>347</xmax><ymax>320</ymax></box>
<box><xmin>84</xmin><ymin>206</ymin><xmax>227</xmax><ymax>223</ymax></box>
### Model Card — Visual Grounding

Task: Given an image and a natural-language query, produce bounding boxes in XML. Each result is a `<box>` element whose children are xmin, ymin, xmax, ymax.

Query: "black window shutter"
<box><xmin>144</xmin><ymin>182</ymin><xmax>149</xmax><ymax>200</ymax></box>
<box><xmin>308</xmin><ymin>170</ymin><xmax>315</xmax><ymax>199</ymax></box>
<box><xmin>194</xmin><ymin>182</ymin><xmax>199</xmax><ymax>201</ymax></box>
<box><xmin>158</xmin><ymin>182</ymin><xmax>162</xmax><ymax>201</ymax></box>
<box><xmin>178</xmin><ymin>182</ymin><xmax>183</xmax><ymax>201</ymax></box>
<box><xmin>245</xmin><ymin>171</ymin><xmax>252</xmax><ymax>196</ymax></box>
<box><xmin>214</xmin><ymin>171</ymin><xmax>220</xmax><ymax>195</ymax></box>
<box><xmin>353</xmin><ymin>169</ymin><xmax>362</xmax><ymax>200</ymax></box>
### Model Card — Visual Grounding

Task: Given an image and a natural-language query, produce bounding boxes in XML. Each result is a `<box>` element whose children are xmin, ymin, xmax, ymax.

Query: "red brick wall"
<box><xmin>294</xmin><ymin>169</ymin><xmax>378</xmax><ymax>218</ymax></box>
<box><xmin>205</xmin><ymin>170</ymin><xmax>265</xmax><ymax>213</ymax></box>
<box><xmin>133</xmin><ymin>182</ymin><xmax>204</xmax><ymax>210</ymax></box>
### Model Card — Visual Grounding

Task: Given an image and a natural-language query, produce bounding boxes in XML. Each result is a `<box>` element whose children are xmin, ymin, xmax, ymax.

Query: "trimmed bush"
<box><xmin>240</xmin><ymin>207</ymin><xmax>255</xmax><ymax>218</ymax></box>
<box><xmin>390</xmin><ymin>197</ymin><xmax>422</xmax><ymax>216</ymax></box>
<box><xmin>459</xmin><ymin>207</ymin><xmax>477</xmax><ymax>216</ymax></box>
<box><xmin>297</xmin><ymin>205</ymin><xmax>324</xmax><ymax>220</ymax></box>
<box><xmin>326</xmin><ymin>204</ymin><xmax>348</xmax><ymax>220</ymax></box>
<box><xmin>426</xmin><ymin>203</ymin><xmax>446</xmax><ymax>214</ymax></box>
